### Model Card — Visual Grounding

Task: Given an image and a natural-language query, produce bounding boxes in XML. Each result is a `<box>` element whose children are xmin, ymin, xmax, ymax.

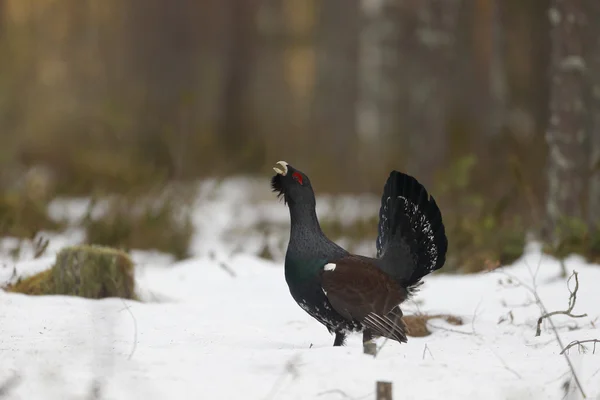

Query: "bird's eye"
<box><xmin>292</xmin><ymin>172</ymin><xmax>303</xmax><ymax>185</ymax></box>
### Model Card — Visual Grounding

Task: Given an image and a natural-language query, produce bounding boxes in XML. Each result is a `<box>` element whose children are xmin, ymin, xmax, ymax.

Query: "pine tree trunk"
<box><xmin>586</xmin><ymin>1</ymin><xmax>600</xmax><ymax>227</ymax></box>
<box><xmin>312</xmin><ymin>0</ymin><xmax>359</xmax><ymax>188</ymax></box>
<box><xmin>404</xmin><ymin>0</ymin><xmax>463</xmax><ymax>188</ymax></box>
<box><xmin>356</xmin><ymin>0</ymin><xmax>405</xmax><ymax>181</ymax></box>
<box><xmin>217</xmin><ymin>0</ymin><xmax>257</xmax><ymax>162</ymax></box>
<box><xmin>545</xmin><ymin>0</ymin><xmax>589</xmax><ymax>238</ymax></box>
<box><xmin>356</xmin><ymin>0</ymin><xmax>464</xmax><ymax>188</ymax></box>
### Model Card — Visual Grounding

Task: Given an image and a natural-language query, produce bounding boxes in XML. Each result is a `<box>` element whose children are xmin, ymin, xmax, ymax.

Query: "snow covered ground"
<box><xmin>1</xmin><ymin>180</ymin><xmax>599</xmax><ymax>400</ymax></box>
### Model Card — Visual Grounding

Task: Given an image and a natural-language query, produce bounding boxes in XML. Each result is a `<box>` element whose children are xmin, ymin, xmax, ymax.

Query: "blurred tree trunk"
<box><xmin>503</xmin><ymin>0</ymin><xmax>551</xmax><ymax>145</ymax></box>
<box><xmin>126</xmin><ymin>0</ymin><xmax>203</xmax><ymax>178</ymax></box>
<box><xmin>587</xmin><ymin>1</ymin><xmax>600</xmax><ymax>226</ymax></box>
<box><xmin>217</xmin><ymin>0</ymin><xmax>258</xmax><ymax>165</ymax></box>
<box><xmin>545</xmin><ymin>0</ymin><xmax>589</xmax><ymax>238</ymax></box>
<box><xmin>252</xmin><ymin>0</ymin><xmax>304</xmax><ymax>169</ymax></box>
<box><xmin>404</xmin><ymin>0</ymin><xmax>463</xmax><ymax>188</ymax></box>
<box><xmin>357</xmin><ymin>0</ymin><xmax>463</xmax><ymax>189</ymax></box>
<box><xmin>472</xmin><ymin>0</ymin><xmax>507</xmax><ymax>139</ymax></box>
<box><xmin>0</xmin><ymin>0</ymin><xmax>4</xmax><ymax>34</ymax></box>
<box><xmin>356</xmin><ymin>0</ymin><xmax>405</xmax><ymax>187</ymax></box>
<box><xmin>312</xmin><ymin>0</ymin><xmax>359</xmax><ymax>188</ymax></box>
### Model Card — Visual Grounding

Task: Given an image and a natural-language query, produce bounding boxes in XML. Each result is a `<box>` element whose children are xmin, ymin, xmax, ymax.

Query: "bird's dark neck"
<box><xmin>289</xmin><ymin>203</ymin><xmax>323</xmax><ymax>238</ymax></box>
<box><xmin>286</xmin><ymin>202</ymin><xmax>347</xmax><ymax>261</ymax></box>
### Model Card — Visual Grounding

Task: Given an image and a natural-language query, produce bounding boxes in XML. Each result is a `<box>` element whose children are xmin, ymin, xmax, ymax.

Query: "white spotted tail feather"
<box><xmin>376</xmin><ymin>171</ymin><xmax>448</xmax><ymax>289</ymax></box>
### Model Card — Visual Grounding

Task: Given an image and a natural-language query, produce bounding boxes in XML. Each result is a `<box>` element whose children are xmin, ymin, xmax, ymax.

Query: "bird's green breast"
<box><xmin>284</xmin><ymin>254</ymin><xmax>327</xmax><ymax>285</ymax></box>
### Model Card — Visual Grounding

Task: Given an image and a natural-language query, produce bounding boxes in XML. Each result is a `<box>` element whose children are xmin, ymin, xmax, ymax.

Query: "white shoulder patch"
<box><xmin>324</xmin><ymin>263</ymin><xmax>336</xmax><ymax>271</ymax></box>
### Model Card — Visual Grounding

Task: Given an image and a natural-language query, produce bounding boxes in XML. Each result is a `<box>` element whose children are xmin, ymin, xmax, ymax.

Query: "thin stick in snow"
<box><xmin>560</xmin><ymin>339</ymin><xmax>599</xmax><ymax>355</ymax></box>
<box><xmin>120</xmin><ymin>299</ymin><xmax>138</xmax><ymax>360</ymax></box>
<box><xmin>316</xmin><ymin>389</ymin><xmax>351</xmax><ymax>398</ymax></box>
<box><xmin>501</xmin><ymin>269</ymin><xmax>587</xmax><ymax>399</ymax></box>
<box><xmin>422</xmin><ymin>344</ymin><xmax>434</xmax><ymax>360</ymax></box>
<box><xmin>535</xmin><ymin>271</ymin><xmax>587</xmax><ymax>337</ymax></box>
<box><xmin>489</xmin><ymin>347</ymin><xmax>522</xmax><ymax>380</ymax></box>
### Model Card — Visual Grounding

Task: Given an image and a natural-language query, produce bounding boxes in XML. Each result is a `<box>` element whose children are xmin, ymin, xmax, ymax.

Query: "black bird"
<box><xmin>271</xmin><ymin>161</ymin><xmax>447</xmax><ymax>347</ymax></box>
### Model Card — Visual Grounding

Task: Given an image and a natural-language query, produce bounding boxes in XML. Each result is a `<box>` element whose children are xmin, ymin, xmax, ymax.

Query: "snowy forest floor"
<box><xmin>0</xmin><ymin>178</ymin><xmax>599</xmax><ymax>400</ymax></box>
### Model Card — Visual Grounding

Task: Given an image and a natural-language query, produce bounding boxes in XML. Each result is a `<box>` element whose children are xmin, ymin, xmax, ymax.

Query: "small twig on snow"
<box><xmin>471</xmin><ymin>298</ymin><xmax>483</xmax><ymax>335</ymax></box>
<box><xmin>119</xmin><ymin>299</ymin><xmax>138</xmax><ymax>360</ymax></box>
<box><xmin>535</xmin><ymin>271</ymin><xmax>587</xmax><ymax>337</ymax></box>
<box><xmin>427</xmin><ymin>324</ymin><xmax>475</xmax><ymax>336</ymax></box>
<box><xmin>560</xmin><ymin>339</ymin><xmax>599</xmax><ymax>355</ymax></box>
<box><xmin>422</xmin><ymin>344</ymin><xmax>434</xmax><ymax>360</ymax></box>
<box><xmin>489</xmin><ymin>348</ymin><xmax>522</xmax><ymax>380</ymax></box>
<box><xmin>317</xmin><ymin>389</ymin><xmax>351</xmax><ymax>398</ymax></box>
<box><xmin>218</xmin><ymin>261</ymin><xmax>237</xmax><ymax>278</ymax></box>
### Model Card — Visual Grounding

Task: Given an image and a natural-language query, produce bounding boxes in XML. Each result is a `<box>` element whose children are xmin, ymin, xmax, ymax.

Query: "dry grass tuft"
<box><xmin>403</xmin><ymin>313</ymin><xmax>464</xmax><ymax>337</ymax></box>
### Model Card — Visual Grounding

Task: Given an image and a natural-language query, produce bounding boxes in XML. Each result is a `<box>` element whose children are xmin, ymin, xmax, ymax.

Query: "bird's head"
<box><xmin>271</xmin><ymin>161</ymin><xmax>315</xmax><ymax>207</ymax></box>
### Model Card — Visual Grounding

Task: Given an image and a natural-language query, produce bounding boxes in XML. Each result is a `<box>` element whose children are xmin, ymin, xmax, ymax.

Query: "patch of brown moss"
<box><xmin>404</xmin><ymin>314</ymin><xmax>464</xmax><ymax>338</ymax></box>
<box><xmin>6</xmin><ymin>269</ymin><xmax>54</xmax><ymax>295</ymax></box>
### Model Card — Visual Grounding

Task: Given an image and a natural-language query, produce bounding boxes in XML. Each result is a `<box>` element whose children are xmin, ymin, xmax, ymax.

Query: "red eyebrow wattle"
<box><xmin>292</xmin><ymin>172</ymin><xmax>303</xmax><ymax>184</ymax></box>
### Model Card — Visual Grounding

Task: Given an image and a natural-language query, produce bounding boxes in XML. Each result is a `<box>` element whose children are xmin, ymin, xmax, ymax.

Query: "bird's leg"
<box><xmin>333</xmin><ymin>331</ymin><xmax>346</xmax><ymax>346</ymax></box>
<box><xmin>362</xmin><ymin>329</ymin><xmax>377</xmax><ymax>356</ymax></box>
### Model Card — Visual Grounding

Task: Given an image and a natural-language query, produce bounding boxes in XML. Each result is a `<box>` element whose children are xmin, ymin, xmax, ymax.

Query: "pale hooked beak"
<box><xmin>273</xmin><ymin>160</ymin><xmax>288</xmax><ymax>175</ymax></box>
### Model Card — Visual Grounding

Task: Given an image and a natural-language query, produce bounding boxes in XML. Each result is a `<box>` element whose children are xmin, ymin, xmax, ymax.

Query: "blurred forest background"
<box><xmin>0</xmin><ymin>0</ymin><xmax>599</xmax><ymax>272</ymax></box>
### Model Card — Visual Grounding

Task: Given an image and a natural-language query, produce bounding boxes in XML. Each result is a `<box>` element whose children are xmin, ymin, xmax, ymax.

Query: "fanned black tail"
<box><xmin>376</xmin><ymin>171</ymin><xmax>447</xmax><ymax>288</ymax></box>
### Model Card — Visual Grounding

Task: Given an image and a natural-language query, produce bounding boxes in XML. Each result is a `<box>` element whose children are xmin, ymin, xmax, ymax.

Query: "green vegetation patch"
<box><xmin>544</xmin><ymin>217</ymin><xmax>600</xmax><ymax>263</ymax></box>
<box><xmin>436</xmin><ymin>155</ymin><xmax>527</xmax><ymax>273</ymax></box>
<box><xmin>0</xmin><ymin>191</ymin><xmax>62</xmax><ymax>238</ymax></box>
<box><xmin>84</xmin><ymin>188</ymin><xmax>195</xmax><ymax>260</ymax></box>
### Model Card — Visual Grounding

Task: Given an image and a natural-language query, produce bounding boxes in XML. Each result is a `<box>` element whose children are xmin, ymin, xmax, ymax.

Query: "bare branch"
<box><xmin>535</xmin><ymin>271</ymin><xmax>587</xmax><ymax>337</ymax></box>
<box><xmin>560</xmin><ymin>339</ymin><xmax>599</xmax><ymax>355</ymax></box>
<box><xmin>500</xmin><ymin>269</ymin><xmax>587</xmax><ymax>398</ymax></box>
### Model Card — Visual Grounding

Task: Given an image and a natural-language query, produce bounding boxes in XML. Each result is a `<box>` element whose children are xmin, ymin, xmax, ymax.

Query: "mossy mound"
<box><xmin>7</xmin><ymin>245</ymin><xmax>136</xmax><ymax>300</ymax></box>
<box><xmin>6</xmin><ymin>269</ymin><xmax>54</xmax><ymax>295</ymax></box>
<box><xmin>403</xmin><ymin>313</ymin><xmax>464</xmax><ymax>337</ymax></box>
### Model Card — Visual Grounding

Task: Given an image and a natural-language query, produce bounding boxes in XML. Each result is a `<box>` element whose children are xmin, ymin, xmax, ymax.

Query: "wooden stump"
<box><xmin>376</xmin><ymin>381</ymin><xmax>392</xmax><ymax>400</ymax></box>
<box><xmin>8</xmin><ymin>245</ymin><xmax>135</xmax><ymax>300</ymax></box>
<box><xmin>52</xmin><ymin>245</ymin><xmax>135</xmax><ymax>299</ymax></box>
<box><xmin>363</xmin><ymin>341</ymin><xmax>377</xmax><ymax>356</ymax></box>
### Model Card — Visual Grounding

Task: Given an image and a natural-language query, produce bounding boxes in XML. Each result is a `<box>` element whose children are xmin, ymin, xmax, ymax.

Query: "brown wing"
<box><xmin>320</xmin><ymin>256</ymin><xmax>408</xmax><ymax>343</ymax></box>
